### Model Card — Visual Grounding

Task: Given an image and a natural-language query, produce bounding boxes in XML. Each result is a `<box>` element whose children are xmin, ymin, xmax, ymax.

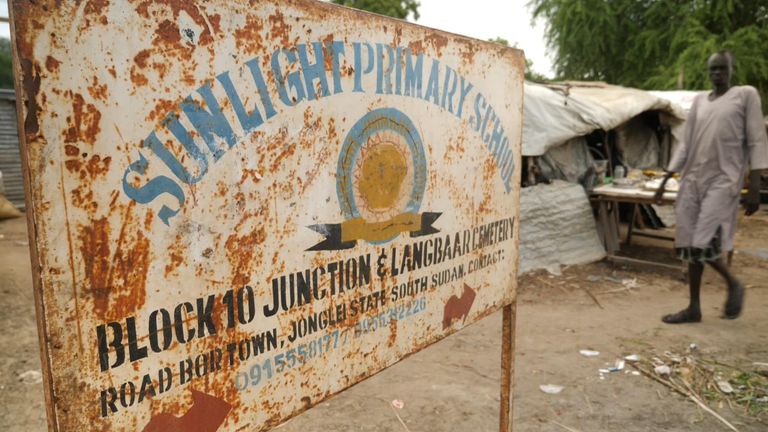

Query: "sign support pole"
<box><xmin>499</xmin><ymin>302</ymin><xmax>517</xmax><ymax>432</ymax></box>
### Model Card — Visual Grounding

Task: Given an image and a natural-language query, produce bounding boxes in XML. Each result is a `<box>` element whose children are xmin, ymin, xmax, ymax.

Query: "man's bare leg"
<box><xmin>662</xmin><ymin>261</ymin><xmax>703</xmax><ymax>323</ymax></box>
<box><xmin>707</xmin><ymin>256</ymin><xmax>744</xmax><ymax>319</ymax></box>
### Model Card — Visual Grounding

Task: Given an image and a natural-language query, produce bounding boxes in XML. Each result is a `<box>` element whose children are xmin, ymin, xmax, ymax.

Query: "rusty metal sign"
<box><xmin>11</xmin><ymin>0</ymin><xmax>523</xmax><ymax>430</ymax></box>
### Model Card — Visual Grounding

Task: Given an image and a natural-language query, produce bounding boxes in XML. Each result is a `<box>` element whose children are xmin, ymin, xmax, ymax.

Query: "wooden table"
<box><xmin>590</xmin><ymin>184</ymin><xmax>683</xmax><ymax>271</ymax></box>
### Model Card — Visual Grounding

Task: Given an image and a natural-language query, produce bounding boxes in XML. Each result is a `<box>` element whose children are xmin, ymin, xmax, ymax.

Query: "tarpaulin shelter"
<box><xmin>524</xmin><ymin>81</ymin><xmax>687</xmax><ymax>157</ymax></box>
<box><xmin>518</xmin><ymin>81</ymin><xmax>688</xmax><ymax>274</ymax></box>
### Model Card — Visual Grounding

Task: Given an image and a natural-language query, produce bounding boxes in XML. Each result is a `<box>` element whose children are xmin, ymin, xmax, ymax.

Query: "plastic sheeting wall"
<box><xmin>520</xmin><ymin>180</ymin><xmax>606</xmax><ymax>274</ymax></box>
<box><xmin>0</xmin><ymin>93</ymin><xmax>23</xmax><ymax>209</ymax></box>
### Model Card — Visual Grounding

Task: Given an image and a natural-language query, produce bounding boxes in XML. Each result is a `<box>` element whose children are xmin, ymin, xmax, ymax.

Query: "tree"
<box><xmin>330</xmin><ymin>0</ymin><xmax>420</xmax><ymax>20</ymax></box>
<box><xmin>0</xmin><ymin>38</ymin><xmax>13</xmax><ymax>89</ymax></box>
<box><xmin>530</xmin><ymin>0</ymin><xmax>768</xmax><ymax>108</ymax></box>
<box><xmin>489</xmin><ymin>37</ymin><xmax>549</xmax><ymax>82</ymax></box>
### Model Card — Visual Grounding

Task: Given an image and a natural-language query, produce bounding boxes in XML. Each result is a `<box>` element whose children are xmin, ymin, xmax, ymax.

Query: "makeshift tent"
<box><xmin>649</xmin><ymin>90</ymin><xmax>704</xmax><ymax>115</ymax></box>
<box><xmin>523</xmin><ymin>81</ymin><xmax>686</xmax><ymax>157</ymax></box>
<box><xmin>518</xmin><ymin>81</ymin><xmax>688</xmax><ymax>274</ymax></box>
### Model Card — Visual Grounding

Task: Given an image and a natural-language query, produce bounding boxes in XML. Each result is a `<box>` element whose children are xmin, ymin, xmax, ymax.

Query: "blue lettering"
<box><xmin>473</xmin><ymin>93</ymin><xmax>486</xmax><ymax>132</ymax></box>
<box><xmin>297</xmin><ymin>42</ymin><xmax>330</xmax><ymax>100</ymax></box>
<box><xmin>245</xmin><ymin>57</ymin><xmax>277</xmax><ymax>120</ymax></box>
<box><xmin>502</xmin><ymin>149</ymin><xmax>516</xmax><ymax>193</ymax></box>
<box><xmin>271</xmin><ymin>48</ymin><xmax>306</xmax><ymax>106</ymax></box>
<box><xmin>218</xmin><ymin>71</ymin><xmax>265</xmax><ymax>134</ymax></box>
<box><xmin>327</xmin><ymin>41</ymin><xmax>345</xmax><ymax>95</ymax></box>
<box><xmin>122</xmin><ymin>152</ymin><xmax>186</xmax><ymax>225</ymax></box>
<box><xmin>158</xmin><ymin>119</ymin><xmax>209</xmax><ymax>184</ymax></box>
<box><xmin>181</xmin><ymin>84</ymin><xmax>236</xmax><ymax>161</ymax></box>
<box><xmin>456</xmin><ymin>76</ymin><xmax>473</xmax><ymax>119</ymax></box>
<box><xmin>424</xmin><ymin>59</ymin><xmax>440</xmax><ymax>105</ymax></box>
<box><xmin>404</xmin><ymin>50</ymin><xmax>423</xmax><ymax>98</ymax></box>
<box><xmin>375</xmin><ymin>43</ymin><xmax>395</xmax><ymax>95</ymax></box>
<box><xmin>481</xmin><ymin>109</ymin><xmax>494</xmax><ymax>144</ymax></box>
<box><xmin>440</xmin><ymin>66</ymin><xmax>458</xmax><ymax>113</ymax></box>
<box><xmin>353</xmin><ymin>42</ymin><xmax>374</xmax><ymax>93</ymax></box>
<box><xmin>489</xmin><ymin>116</ymin><xmax>504</xmax><ymax>152</ymax></box>
<box><xmin>500</xmin><ymin>147</ymin><xmax>513</xmax><ymax>177</ymax></box>
<box><xmin>395</xmin><ymin>47</ymin><xmax>404</xmax><ymax>95</ymax></box>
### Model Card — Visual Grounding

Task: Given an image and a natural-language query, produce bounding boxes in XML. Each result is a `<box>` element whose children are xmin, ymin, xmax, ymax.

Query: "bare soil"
<box><xmin>1</xmin><ymin>211</ymin><xmax>767</xmax><ymax>431</ymax></box>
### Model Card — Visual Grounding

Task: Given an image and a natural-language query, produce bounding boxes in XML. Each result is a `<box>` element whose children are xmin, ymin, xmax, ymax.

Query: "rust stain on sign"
<box><xmin>10</xmin><ymin>0</ymin><xmax>524</xmax><ymax>431</ymax></box>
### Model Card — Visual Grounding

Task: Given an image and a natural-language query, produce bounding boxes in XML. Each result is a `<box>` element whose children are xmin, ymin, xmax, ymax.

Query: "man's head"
<box><xmin>708</xmin><ymin>50</ymin><xmax>733</xmax><ymax>89</ymax></box>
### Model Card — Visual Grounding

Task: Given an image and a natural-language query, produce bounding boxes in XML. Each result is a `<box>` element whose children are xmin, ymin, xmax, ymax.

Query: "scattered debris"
<box><xmin>579</xmin><ymin>350</ymin><xmax>600</xmax><ymax>358</ymax></box>
<box><xmin>630</xmin><ymin>345</ymin><xmax>768</xmax><ymax>426</ymax></box>
<box><xmin>539</xmin><ymin>384</ymin><xmax>565</xmax><ymax>394</ymax></box>
<box><xmin>633</xmin><ymin>364</ymin><xmax>740</xmax><ymax>432</ymax></box>
<box><xmin>716</xmin><ymin>379</ymin><xmax>734</xmax><ymax>394</ymax></box>
<box><xmin>14</xmin><ymin>240</ymin><xmax>28</xmax><ymax>246</ymax></box>
<box><xmin>604</xmin><ymin>275</ymin><xmax>625</xmax><ymax>284</ymax></box>
<box><xmin>624</xmin><ymin>354</ymin><xmax>641</xmax><ymax>362</ymax></box>
<box><xmin>621</xmin><ymin>278</ymin><xmax>638</xmax><ymax>289</ymax></box>
<box><xmin>389</xmin><ymin>400</ymin><xmax>411</xmax><ymax>432</ymax></box>
<box><xmin>609</xmin><ymin>360</ymin><xmax>625</xmax><ymax>372</ymax></box>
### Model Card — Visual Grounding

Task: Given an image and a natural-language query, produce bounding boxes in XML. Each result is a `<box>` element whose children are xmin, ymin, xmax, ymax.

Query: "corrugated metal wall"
<box><xmin>0</xmin><ymin>92</ymin><xmax>24</xmax><ymax>209</ymax></box>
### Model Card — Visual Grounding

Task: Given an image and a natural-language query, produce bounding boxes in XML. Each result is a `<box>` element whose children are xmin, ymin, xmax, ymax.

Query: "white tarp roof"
<box><xmin>649</xmin><ymin>90</ymin><xmax>705</xmax><ymax>115</ymax></box>
<box><xmin>523</xmin><ymin>81</ymin><xmax>687</xmax><ymax>156</ymax></box>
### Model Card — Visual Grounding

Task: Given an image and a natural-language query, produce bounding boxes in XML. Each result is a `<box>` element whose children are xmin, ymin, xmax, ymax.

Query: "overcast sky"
<box><xmin>0</xmin><ymin>0</ymin><xmax>553</xmax><ymax>77</ymax></box>
<box><xmin>416</xmin><ymin>0</ymin><xmax>553</xmax><ymax>77</ymax></box>
<box><xmin>0</xmin><ymin>1</ymin><xmax>7</xmax><ymax>40</ymax></box>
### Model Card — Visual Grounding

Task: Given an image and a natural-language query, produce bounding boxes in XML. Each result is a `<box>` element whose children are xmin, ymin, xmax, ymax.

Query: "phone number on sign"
<box><xmin>234</xmin><ymin>296</ymin><xmax>427</xmax><ymax>392</ymax></box>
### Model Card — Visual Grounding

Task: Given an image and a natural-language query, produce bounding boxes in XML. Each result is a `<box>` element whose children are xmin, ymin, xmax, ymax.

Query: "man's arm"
<box><xmin>743</xmin><ymin>87</ymin><xmax>767</xmax><ymax>216</ymax></box>
<box><xmin>654</xmin><ymin>95</ymin><xmax>701</xmax><ymax>204</ymax></box>
<box><xmin>744</xmin><ymin>169</ymin><xmax>761</xmax><ymax>216</ymax></box>
<box><xmin>654</xmin><ymin>171</ymin><xmax>675</xmax><ymax>204</ymax></box>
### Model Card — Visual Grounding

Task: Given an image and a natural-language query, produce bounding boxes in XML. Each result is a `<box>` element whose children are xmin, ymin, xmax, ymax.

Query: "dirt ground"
<box><xmin>1</xmin><ymin>211</ymin><xmax>767</xmax><ymax>432</ymax></box>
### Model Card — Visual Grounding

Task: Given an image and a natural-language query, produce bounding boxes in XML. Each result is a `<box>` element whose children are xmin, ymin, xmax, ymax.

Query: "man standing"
<box><xmin>655</xmin><ymin>50</ymin><xmax>768</xmax><ymax>323</ymax></box>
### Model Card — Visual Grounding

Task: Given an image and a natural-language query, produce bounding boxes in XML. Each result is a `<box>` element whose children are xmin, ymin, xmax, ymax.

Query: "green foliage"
<box><xmin>488</xmin><ymin>36</ymin><xmax>510</xmax><ymax>47</ymax></box>
<box><xmin>331</xmin><ymin>0</ymin><xmax>420</xmax><ymax>20</ymax></box>
<box><xmin>0</xmin><ymin>38</ymin><xmax>13</xmax><ymax>89</ymax></box>
<box><xmin>489</xmin><ymin>37</ymin><xmax>549</xmax><ymax>82</ymax></box>
<box><xmin>530</xmin><ymin>0</ymin><xmax>768</xmax><ymax>108</ymax></box>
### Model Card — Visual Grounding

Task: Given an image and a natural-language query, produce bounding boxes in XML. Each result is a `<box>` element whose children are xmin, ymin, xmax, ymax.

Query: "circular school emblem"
<box><xmin>309</xmin><ymin>108</ymin><xmax>439</xmax><ymax>251</ymax></box>
<box><xmin>337</xmin><ymin>108</ymin><xmax>427</xmax><ymax>228</ymax></box>
<box><xmin>336</xmin><ymin>108</ymin><xmax>427</xmax><ymax>243</ymax></box>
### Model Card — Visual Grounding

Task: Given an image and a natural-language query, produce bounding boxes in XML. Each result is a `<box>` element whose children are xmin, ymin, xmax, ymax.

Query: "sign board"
<box><xmin>11</xmin><ymin>1</ymin><xmax>523</xmax><ymax>430</ymax></box>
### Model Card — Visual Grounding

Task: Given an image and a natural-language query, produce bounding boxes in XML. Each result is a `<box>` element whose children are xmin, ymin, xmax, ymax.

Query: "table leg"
<box><xmin>598</xmin><ymin>200</ymin><xmax>620</xmax><ymax>255</ymax></box>
<box><xmin>625</xmin><ymin>203</ymin><xmax>637</xmax><ymax>246</ymax></box>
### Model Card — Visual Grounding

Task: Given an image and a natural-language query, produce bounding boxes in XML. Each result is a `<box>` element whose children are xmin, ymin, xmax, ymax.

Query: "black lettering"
<box><xmin>196</xmin><ymin>295</ymin><xmax>217</xmax><ymax>337</ymax></box>
<box><xmin>174</xmin><ymin>302</ymin><xmax>196</xmax><ymax>343</ymax></box>
<box><xmin>97</xmin><ymin>322</ymin><xmax>124</xmax><ymax>371</ymax></box>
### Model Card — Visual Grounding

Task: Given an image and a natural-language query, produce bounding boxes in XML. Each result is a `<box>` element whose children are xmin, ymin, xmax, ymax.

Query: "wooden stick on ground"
<box><xmin>390</xmin><ymin>404</ymin><xmax>412</xmax><ymax>432</ymax></box>
<box><xmin>632</xmin><ymin>365</ymin><xmax>740</xmax><ymax>432</ymax></box>
<box><xmin>579</xmin><ymin>285</ymin><xmax>604</xmax><ymax>309</ymax></box>
<box><xmin>551</xmin><ymin>420</ymin><xmax>581</xmax><ymax>432</ymax></box>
